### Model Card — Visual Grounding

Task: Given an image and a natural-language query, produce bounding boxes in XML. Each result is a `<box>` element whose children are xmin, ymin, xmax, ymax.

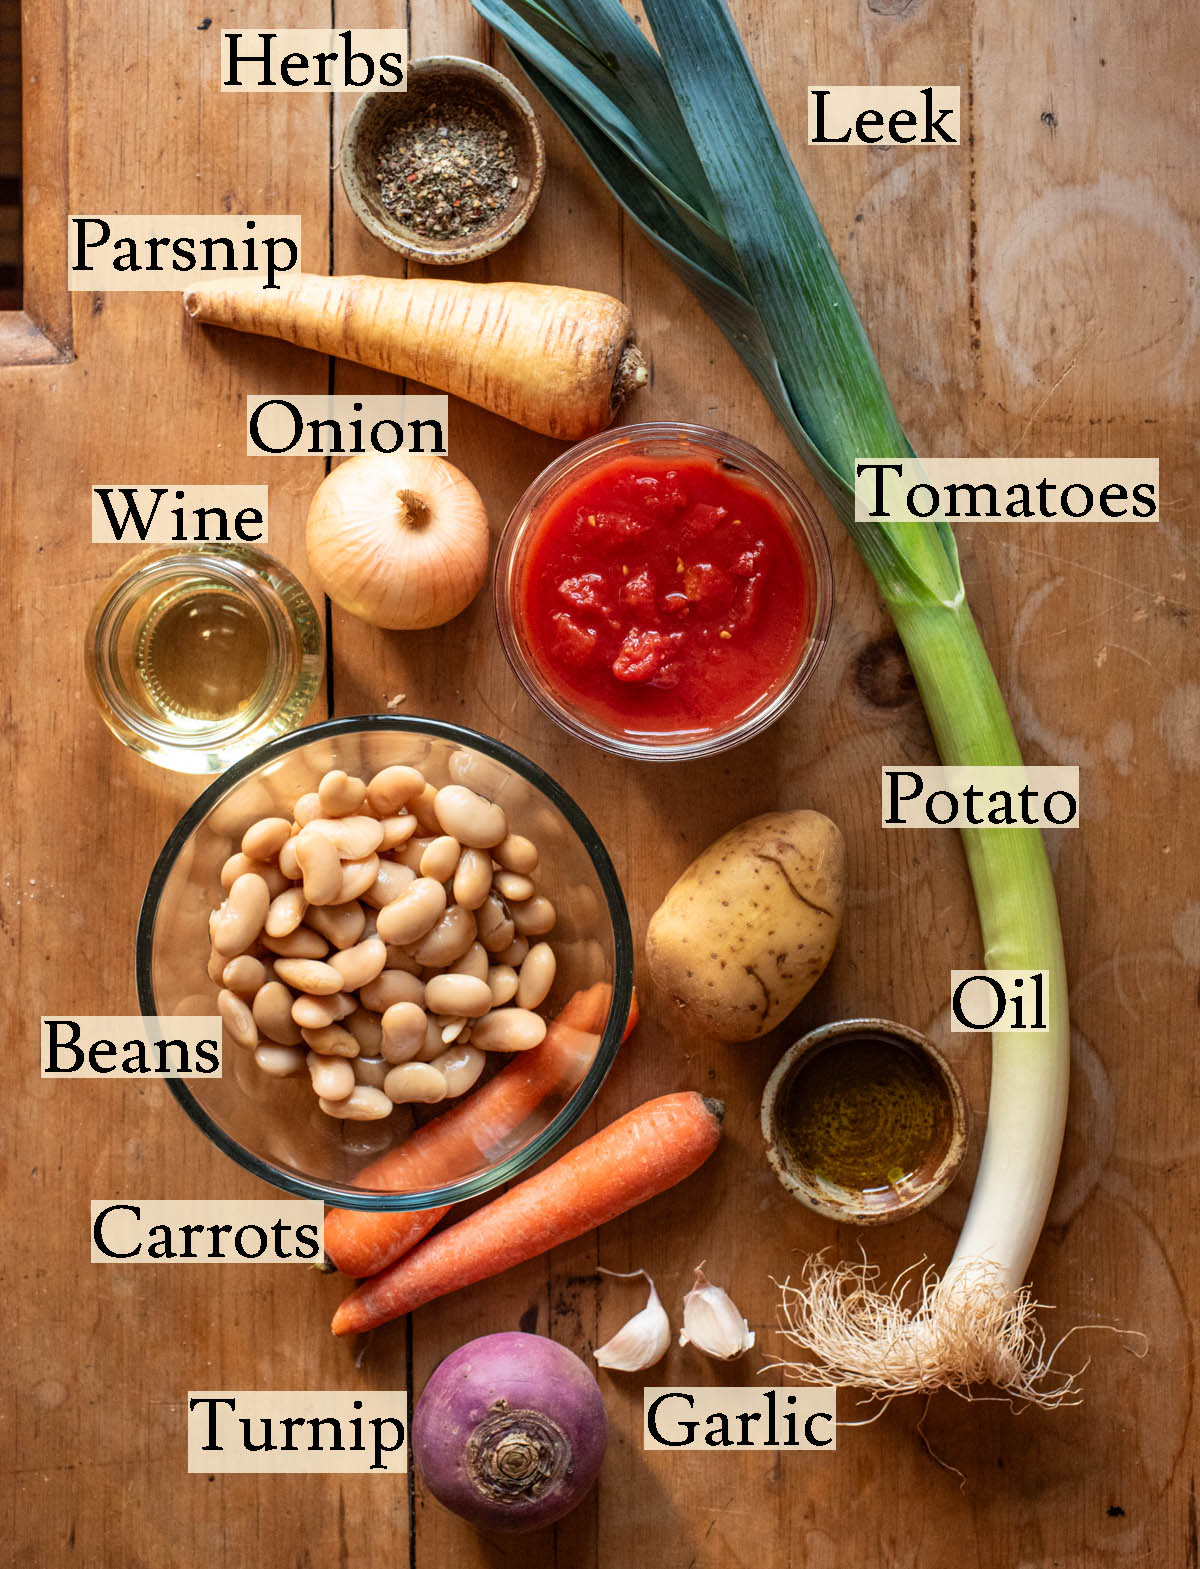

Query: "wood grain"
<box><xmin>2</xmin><ymin>0</ymin><xmax>1196</xmax><ymax>1565</ymax></box>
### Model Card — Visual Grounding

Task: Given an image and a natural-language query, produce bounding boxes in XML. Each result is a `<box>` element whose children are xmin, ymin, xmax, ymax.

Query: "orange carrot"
<box><xmin>323</xmin><ymin>984</ymin><xmax>638</xmax><ymax>1279</ymax></box>
<box><xmin>332</xmin><ymin>1090</ymin><xmax>723</xmax><ymax>1336</ymax></box>
<box><xmin>184</xmin><ymin>275</ymin><xmax>648</xmax><ymax>441</ymax></box>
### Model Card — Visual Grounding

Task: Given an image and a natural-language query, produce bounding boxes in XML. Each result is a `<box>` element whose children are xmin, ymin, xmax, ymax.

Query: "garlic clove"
<box><xmin>594</xmin><ymin>1269</ymin><xmax>672</xmax><ymax>1373</ymax></box>
<box><xmin>678</xmin><ymin>1264</ymin><xmax>755</xmax><ymax>1361</ymax></box>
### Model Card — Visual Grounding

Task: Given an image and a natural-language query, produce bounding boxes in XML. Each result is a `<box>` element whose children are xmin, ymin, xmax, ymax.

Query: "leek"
<box><xmin>476</xmin><ymin>0</ymin><xmax>1075</xmax><ymax>1401</ymax></box>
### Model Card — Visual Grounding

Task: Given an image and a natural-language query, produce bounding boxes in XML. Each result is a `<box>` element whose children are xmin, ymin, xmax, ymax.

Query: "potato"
<box><xmin>645</xmin><ymin>810</ymin><xmax>845</xmax><ymax>1042</ymax></box>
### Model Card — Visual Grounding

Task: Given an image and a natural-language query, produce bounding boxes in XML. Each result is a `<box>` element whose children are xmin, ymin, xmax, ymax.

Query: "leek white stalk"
<box><xmin>476</xmin><ymin>0</ymin><xmax>1078</xmax><ymax>1402</ymax></box>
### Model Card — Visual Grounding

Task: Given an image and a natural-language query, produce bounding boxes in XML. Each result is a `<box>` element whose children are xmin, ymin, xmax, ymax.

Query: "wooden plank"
<box><xmin>0</xmin><ymin>0</ymin><xmax>1196</xmax><ymax>1565</ymax></box>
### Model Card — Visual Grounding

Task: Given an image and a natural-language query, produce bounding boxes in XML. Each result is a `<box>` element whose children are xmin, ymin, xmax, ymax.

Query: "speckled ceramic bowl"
<box><xmin>761</xmin><ymin>1017</ymin><xmax>971</xmax><ymax>1226</ymax></box>
<box><xmin>340</xmin><ymin>57</ymin><xmax>546</xmax><ymax>265</ymax></box>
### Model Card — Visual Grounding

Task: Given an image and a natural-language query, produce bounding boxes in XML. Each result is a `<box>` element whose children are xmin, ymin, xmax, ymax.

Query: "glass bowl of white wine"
<box><xmin>85</xmin><ymin>544</ymin><xmax>324</xmax><ymax>773</ymax></box>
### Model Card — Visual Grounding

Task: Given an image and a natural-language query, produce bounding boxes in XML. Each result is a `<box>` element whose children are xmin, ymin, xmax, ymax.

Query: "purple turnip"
<box><xmin>412</xmin><ymin>1332</ymin><xmax>608</xmax><ymax>1533</ymax></box>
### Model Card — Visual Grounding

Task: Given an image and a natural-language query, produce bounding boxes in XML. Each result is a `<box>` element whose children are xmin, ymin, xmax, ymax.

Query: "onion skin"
<box><xmin>306</xmin><ymin>453</ymin><xmax>490</xmax><ymax>630</ymax></box>
<box><xmin>412</xmin><ymin>1332</ymin><xmax>607</xmax><ymax>1533</ymax></box>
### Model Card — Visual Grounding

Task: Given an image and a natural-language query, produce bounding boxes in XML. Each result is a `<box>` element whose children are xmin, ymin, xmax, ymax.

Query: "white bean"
<box><xmin>433</xmin><ymin>784</ymin><xmax>507</xmax><ymax>849</ymax></box>
<box><xmin>376</xmin><ymin>878</ymin><xmax>446</xmax><ymax>946</ymax></box>
<box><xmin>262</xmin><ymin>927</ymin><xmax>329</xmax><ymax>960</ymax></box>
<box><xmin>420</xmin><ymin>835</ymin><xmax>461</xmax><ymax>883</ymax></box>
<box><xmin>212</xmin><ymin>872</ymin><xmax>271</xmax><ymax>956</ymax></box>
<box><xmin>293</xmin><ymin>791</ymin><xmax>322</xmax><ymax>827</ymax></box>
<box><xmin>452</xmin><ymin>848</ymin><xmax>494</xmax><ymax>911</ymax></box>
<box><xmin>383</xmin><ymin>1062</ymin><xmax>447</xmax><ymax>1105</ymax></box>
<box><xmin>410</xmin><ymin>905</ymin><xmax>476</xmax><ymax>968</ymax></box>
<box><xmin>305</xmin><ymin>814</ymin><xmax>385</xmax><ymax>861</ymax></box>
<box><xmin>471</xmin><ymin>1008</ymin><xmax>548</xmax><ymax>1053</ymax></box>
<box><xmin>495</xmin><ymin>871</ymin><xmax>535</xmax><ymax>903</ymax></box>
<box><xmin>305</xmin><ymin>900</ymin><xmax>366</xmax><ymax>949</ymax></box>
<box><xmin>396</xmin><ymin>835</ymin><xmax>436</xmax><ymax>873</ymax></box>
<box><xmin>295</xmin><ymin>826</ymin><xmax>343</xmax><ymax>906</ymax></box>
<box><xmin>221</xmin><ymin>853</ymin><xmax>287</xmax><ymax>897</ymax></box>
<box><xmin>278</xmin><ymin>837</ymin><xmax>301</xmax><ymax>881</ymax></box>
<box><xmin>429</xmin><ymin>1043</ymin><xmax>486</xmax><ymax>1098</ymax></box>
<box><xmin>378</xmin><ymin>813</ymin><xmax>419</xmax><ymax>851</ymax></box>
<box><xmin>254</xmin><ymin>1044</ymin><xmax>306</xmax><ymax>1078</ymax></box>
<box><xmin>337</xmin><ymin>854</ymin><xmax>381</xmax><ymax>905</ymax></box>
<box><xmin>307</xmin><ymin>1051</ymin><xmax>355</xmax><ymax>1100</ymax></box>
<box><xmin>330</xmin><ymin>936</ymin><xmax>388</xmax><ymax>993</ymax></box>
<box><xmin>319</xmin><ymin>1086</ymin><xmax>393</xmax><ymax>1121</ymax></box>
<box><xmin>241</xmin><ymin>816</ymin><xmax>292</xmax><ymax>861</ymax></box>
<box><xmin>380</xmin><ymin>1001</ymin><xmax>428</xmax><ymax>1064</ymax></box>
<box><xmin>272</xmin><ymin>957</ymin><xmax>343</xmax><ymax>995</ymax></box>
<box><xmin>516</xmin><ymin>942</ymin><xmax>556</xmax><ymax>1010</ymax></box>
<box><xmin>344</xmin><ymin>1009</ymin><xmax>383</xmax><ymax>1055</ymax></box>
<box><xmin>352</xmin><ymin>1055</ymin><xmax>390</xmax><ymax>1090</ymax></box>
<box><xmin>486</xmin><ymin>965</ymin><xmax>519</xmax><ymax>1008</ymax></box>
<box><xmin>495</xmin><ymin>833</ymin><xmax>539</xmax><ymax>875</ymax></box>
<box><xmin>301</xmin><ymin>1023</ymin><xmax>360</xmax><ymax>1059</ymax></box>
<box><xmin>218</xmin><ymin>987</ymin><xmax>258</xmax><ymax>1049</ymax></box>
<box><xmin>264</xmin><ymin>885</ymin><xmax>308</xmax><ymax>938</ymax></box>
<box><xmin>359</xmin><ymin>968</ymin><xmax>425</xmax><ymax>1013</ymax></box>
<box><xmin>253</xmin><ymin>981</ymin><xmax>302</xmax><ymax>1046</ymax></box>
<box><xmin>450</xmin><ymin>942</ymin><xmax>490</xmax><ymax>983</ymax></box>
<box><xmin>512</xmin><ymin>895</ymin><xmax>556</xmax><ymax>937</ymax></box>
<box><xmin>221</xmin><ymin>955</ymin><xmax>269</xmax><ymax>999</ymax></box>
<box><xmin>207</xmin><ymin>947</ymin><xmax>227</xmax><ymax>985</ymax></box>
<box><xmin>363</xmin><ymin>859</ymin><xmax>415</xmax><ymax>909</ymax></box>
<box><xmin>318</xmin><ymin>769</ymin><xmax>366</xmax><ymax>817</ymax></box>
<box><xmin>477</xmin><ymin>891</ymin><xmax>515</xmax><ymax>954</ymax></box>
<box><xmin>367</xmin><ymin>764</ymin><xmax>426</xmax><ymax>816</ymax></box>
<box><xmin>417</xmin><ymin>1015</ymin><xmax>446</xmax><ymax>1062</ymax></box>
<box><xmin>291</xmin><ymin>992</ymin><xmax>350</xmax><ymax>1030</ymax></box>
<box><xmin>424</xmin><ymin>972</ymin><xmax>493</xmax><ymax>1019</ymax></box>
<box><xmin>411</xmin><ymin>782</ymin><xmax>442</xmax><ymax>835</ymax></box>
<box><xmin>497</xmin><ymin>936</ymin><xmax>529</xmax><ymax>968</ymax></box>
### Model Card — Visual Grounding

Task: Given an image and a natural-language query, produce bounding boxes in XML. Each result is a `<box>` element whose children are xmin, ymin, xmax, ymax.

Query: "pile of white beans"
<box><xmin>208</xmin><ymin>765</ymin><xmax>558</xmax><ymax>1122</ymax></box>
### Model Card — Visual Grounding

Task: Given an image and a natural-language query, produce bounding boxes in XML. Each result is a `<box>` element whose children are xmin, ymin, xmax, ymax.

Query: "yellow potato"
<box><xmin>646</xmin><ymin>810</ymin><xmax>845</xmax><ymax>1042</ymax></box>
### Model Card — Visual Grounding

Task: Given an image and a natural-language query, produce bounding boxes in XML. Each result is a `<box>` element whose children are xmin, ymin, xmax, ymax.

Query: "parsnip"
<box><xmin>184</xmin><ymin>274</ymin><xmax>647</xmax><ymax>441</ymax></box>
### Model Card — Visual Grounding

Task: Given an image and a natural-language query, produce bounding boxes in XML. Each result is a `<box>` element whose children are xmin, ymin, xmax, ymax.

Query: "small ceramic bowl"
<box><xmin>340</xmin><ymin>56</ymin><xmax>546</xmax><ymax>265</ymax></box>
<box><xmin>760</xmin><ymin>1018</ymin><xmax>970</xmax><ymax>1226</ymax></box>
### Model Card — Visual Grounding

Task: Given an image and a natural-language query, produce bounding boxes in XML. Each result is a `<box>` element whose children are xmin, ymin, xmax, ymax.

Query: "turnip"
<box><xmin>412</xmin><ymin>1332</ymin><xmax>607</xmax><ymax>1533</ymax></box>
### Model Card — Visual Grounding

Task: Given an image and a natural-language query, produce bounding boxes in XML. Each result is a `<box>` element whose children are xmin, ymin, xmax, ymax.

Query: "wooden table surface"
<box><xmin>5</xmin><ymin>1</ymin><xmax>1197</xmax><ymax>1564</ymax></box>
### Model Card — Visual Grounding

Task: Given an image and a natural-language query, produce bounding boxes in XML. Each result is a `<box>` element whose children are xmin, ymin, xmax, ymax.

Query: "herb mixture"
<box><xmin>376</xmin><ymin>100</ymin><xmax>519</xmax><ymax>239</ymax></box>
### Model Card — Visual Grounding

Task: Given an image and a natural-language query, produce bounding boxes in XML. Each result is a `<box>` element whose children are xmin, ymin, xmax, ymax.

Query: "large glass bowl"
<box><xmin>136</xmin><ymin>716</ymin><xmax>633</xmax><ymax>1209</ymax></box>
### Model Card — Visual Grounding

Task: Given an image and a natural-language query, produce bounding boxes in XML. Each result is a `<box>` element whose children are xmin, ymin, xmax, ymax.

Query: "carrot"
<box><xmin>323</xmin><ymin>983</ymin><xmax>638</xmax><ymax>1279</ymax></box>
<box><xmin>332</xmin><ymin>1090</ymin><xmax>723</xmax><ymax>1336</ymax></box>
<box><xmin>183</xmin><ymin>274</ymin><xmax>647</xmax><ymax>441</ymax></box>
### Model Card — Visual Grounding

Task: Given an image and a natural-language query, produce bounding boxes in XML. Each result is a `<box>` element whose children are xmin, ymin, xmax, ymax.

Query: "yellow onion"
<box><xmin>306</xmin><ymin>453</ymin><xmax>490</xmax><ymax>630</ymax></box>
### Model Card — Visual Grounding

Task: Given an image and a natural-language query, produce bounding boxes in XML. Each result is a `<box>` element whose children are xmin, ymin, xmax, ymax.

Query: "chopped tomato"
<box><xmin>523</xmin><ymin>454</ymin><xmax>812</xmax><ymax>736</ymax></box>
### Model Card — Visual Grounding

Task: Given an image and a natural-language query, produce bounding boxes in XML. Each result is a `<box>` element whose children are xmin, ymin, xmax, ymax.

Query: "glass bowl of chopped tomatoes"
<box><xmin>494</xmin><ymin>423</ymin><xmax>834</xmax><ymax>760</ymax></box>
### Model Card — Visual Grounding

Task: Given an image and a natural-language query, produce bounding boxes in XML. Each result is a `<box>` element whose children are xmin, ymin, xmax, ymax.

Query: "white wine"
<box><xmin>136</xmin><ymin>585</ymin><xmax>272</xmax><ymax>726</ymax></box>
<box><xmin>86</xmin><ymin>545</ymin><xmax>323</xmax><ymax>773</ymax></box>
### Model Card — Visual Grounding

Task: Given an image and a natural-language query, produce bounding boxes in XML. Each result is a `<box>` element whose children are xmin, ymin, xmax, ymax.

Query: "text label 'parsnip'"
<box><xmin>68</xmin><ymin>216</ymin><xmax>301</xmax><ymax>291</ymax></box>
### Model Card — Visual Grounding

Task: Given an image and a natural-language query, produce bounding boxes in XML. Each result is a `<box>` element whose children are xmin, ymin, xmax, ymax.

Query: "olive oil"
<box><xmin>135</xmin><ymin>586</ymin><xmax>272</xmax><ymax>725</ymax></box>
<box><xmin>779</xmin><ymin>1031</ymin><xmax>953</xmax><ymax>1203</ymax></box>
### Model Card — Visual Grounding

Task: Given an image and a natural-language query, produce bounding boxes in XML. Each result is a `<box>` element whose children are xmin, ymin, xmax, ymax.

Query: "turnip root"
<box><xmin>412</xmin><ymin>1332</ymin><xmax>607</xmax><ymax>1532</ymax></box>
<box><xmin>183</xmin><ymin>274</ymin><xmax>647</xmax><ymax>441</ymax></box>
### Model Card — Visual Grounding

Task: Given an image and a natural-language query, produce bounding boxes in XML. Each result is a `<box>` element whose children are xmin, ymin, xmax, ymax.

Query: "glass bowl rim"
<box><xmin>136</xmin><ymin>713</ymin><xmax>634</xmax><ymax>1210</ymax></box>
<box><xmin>492</xmin><ymin>420</ymin><xmax>835</xmax><ymax>761</ymax></box>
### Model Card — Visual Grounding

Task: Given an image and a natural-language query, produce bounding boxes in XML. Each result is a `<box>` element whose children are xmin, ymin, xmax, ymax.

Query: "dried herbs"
<box><xmin>376</xmin><ymin>99</ymin><xmax>519</xmax><ymax>240</ymax></box>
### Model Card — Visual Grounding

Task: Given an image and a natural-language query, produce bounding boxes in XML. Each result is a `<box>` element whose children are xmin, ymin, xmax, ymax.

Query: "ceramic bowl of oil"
<box><xmin>760</xmin><ymin>1018</ymin><xmax>970</xmax><ymax>1225</ymax></box>
<box><xmin>340</xmin><ymin>56</ymin><xmax>546</xmax><ymax>266</ymax></box>
<box><xmin>85</xmin><ymin>544</ymin><xmax>323</xmax><ymax>773</ymax></box>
